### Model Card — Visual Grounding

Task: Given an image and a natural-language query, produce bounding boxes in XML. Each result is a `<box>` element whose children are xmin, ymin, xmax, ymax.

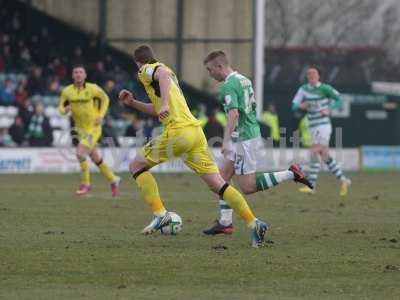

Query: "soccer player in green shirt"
<box><xmin>292</xmin><ymin>67</ymin><xmax>351</xmax><ymax>196</ymax></box>
<box><xmin>202</xmin><ymin>50</ymin><xmax>313</xmax><ymax>235</ymax></box>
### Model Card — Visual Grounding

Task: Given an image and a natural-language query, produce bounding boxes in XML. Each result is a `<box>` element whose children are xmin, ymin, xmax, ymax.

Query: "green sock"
<box><xmin>256</xmin><ymin>171</ymin><xmax>294</xmax><ymax>191</ymax></box>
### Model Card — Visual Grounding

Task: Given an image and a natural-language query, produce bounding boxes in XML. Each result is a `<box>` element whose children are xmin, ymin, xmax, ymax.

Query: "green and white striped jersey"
<box><xmin>292</xmin><ymin>83</ymin><xmax>342</xmax><ymax>128</ymax></box>
<box><xmin>219</xmin><ymin>71</ymin><xmax>260</xmax><ymax>142</ymax></box>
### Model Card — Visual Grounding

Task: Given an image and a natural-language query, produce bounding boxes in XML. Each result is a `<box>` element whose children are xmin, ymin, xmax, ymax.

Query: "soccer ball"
<box><xmin>160</xmin><ymin>212</ymin><xmax>183</xmax><ymax>235</ymax></box>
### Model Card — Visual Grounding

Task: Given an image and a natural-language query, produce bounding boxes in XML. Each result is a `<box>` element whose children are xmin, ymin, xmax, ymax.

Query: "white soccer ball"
<box><xmin>160</xmin><ymin>212</ymin><xmax>183</xmax><ymax>235</ymax></box>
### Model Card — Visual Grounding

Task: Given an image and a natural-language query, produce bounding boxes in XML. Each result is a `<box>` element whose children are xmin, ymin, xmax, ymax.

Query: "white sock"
<box><xmin>219</xmin><ymin>199</ymin><xmax>233</xmax><ymax>226</ymax></box>
<box><xmin>248</xmin><ymin>218</ymin><xmax>257</xmax><ymax>229</ymax></box>
<box><xmin>275</xmin><ymin>170</ymin><xmax>294</xmax><ymax>181</ymax></box>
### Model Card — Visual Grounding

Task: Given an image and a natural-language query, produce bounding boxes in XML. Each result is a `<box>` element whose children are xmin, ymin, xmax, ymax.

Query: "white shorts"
<box><xmin>224</xmin><ymin>137</ymin><xmax>261</xmax><ymax>175</ymax></box>
<box><xmin>310</xmin><ymin>124</ymin><xmax>332</xmax><ymax>146</ymax></box>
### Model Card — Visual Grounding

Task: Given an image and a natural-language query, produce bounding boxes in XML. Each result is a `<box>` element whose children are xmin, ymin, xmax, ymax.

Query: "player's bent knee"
<box><xmin>89</xmin><ymin>153</ymin><xmax>102</xmax><ymax>165</ymax></box>
<box><xmin>131</xmin><ymin>168</ymin><xmax>148</xmax><ymax>180</ymax></box>
<box><xmin>129</xmin><ymin>161</ymin><xmax>139</xmax><ymax>174</ymax></box>
<box><xmin>130</xmin><ymin>159</ymin><xmax>151</xmax><ymax>180</ymax></box>
<box><xmin>93</xmin><ymin>158</ymin><xmax>103</xmax><ymax>166</ymax></box>
<box><xmin>200</xmin><ymin>173</ymin><xmax>226</xmax><ymax>193</ymax></box>
<box><xmin>76</xmin><ymin>154</ymin><xmax>86</xmax><ymax>162</ymax></box>
<box><xmin>311</xmin><ymin>146</ymin><xmax>320</xmax><ymax>156</ymax></box>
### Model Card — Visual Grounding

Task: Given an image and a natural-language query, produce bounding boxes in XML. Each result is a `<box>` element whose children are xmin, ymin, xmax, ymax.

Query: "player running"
<box><xmin>292</xmin><ymin>67</ymin><xmax>351</xmax><ymax>196</ymax></box>
<box><xmin>59</xmin><ymin>65</ymin><xmax>120</xmax><ymax>196</ymax></box>
<box><xmin>119</xmin><ymin>45</ymin><xmax>268</xmax><ymax>248</ymax></box>
<box><xmin>202</xmin><ymin>50</ymin><xmax>312</xmax><ymax>235</ymax></box>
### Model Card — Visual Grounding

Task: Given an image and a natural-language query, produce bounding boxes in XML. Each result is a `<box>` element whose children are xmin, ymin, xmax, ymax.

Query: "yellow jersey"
<box><xmin>58</xmin><ymin>82</ymin><xmax>109</xmax><ymax>130</ymax></box>
<box><xmin>137</xmin><ymin>61</ymin><xmax>200</xmax><ymax>129</ymax></box>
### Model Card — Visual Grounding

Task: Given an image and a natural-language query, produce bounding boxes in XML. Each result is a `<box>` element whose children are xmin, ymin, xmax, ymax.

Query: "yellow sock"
<box><xmin>79</xmin><ymin>159</ymin><xmax>90</xmax><ymax>185</ymax></box>
<box><xmin>222</xmin><ymin>185</ymin><xmax>256</xmax><ymax>228</ymax></box>
<box><xmin>97</xmin><ymin>160</ymin><xmax>116</xmax><ymax>182</ymax></box>
<box><xmin>135</xmin><ymin>171</ymin><xmax>166</xmax><ymax>216</ymax></box>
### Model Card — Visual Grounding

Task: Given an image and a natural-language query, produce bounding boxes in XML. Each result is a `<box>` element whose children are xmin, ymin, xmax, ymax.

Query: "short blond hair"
<box><xmin>203</xmin><ymin>50</ymin><xmax>229</xmax><ymax>65</ymax></box>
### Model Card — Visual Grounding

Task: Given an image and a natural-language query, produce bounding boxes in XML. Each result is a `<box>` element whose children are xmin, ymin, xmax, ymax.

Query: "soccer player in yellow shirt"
<box><xmin>59</xmin><ymin>65</ymin><xmax>120</xmax><ymax>196</ymax></box>
<box><xmin>119</xmin><ymin>45</ymin><xmax>268</xmax><ymax>248</ymax></box>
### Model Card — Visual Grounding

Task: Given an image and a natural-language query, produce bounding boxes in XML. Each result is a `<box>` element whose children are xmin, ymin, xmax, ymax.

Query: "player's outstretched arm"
<box><xmin>118</xmin><ymin>89</ymin><xmax>158</xmax><ymax>116</ymax></box>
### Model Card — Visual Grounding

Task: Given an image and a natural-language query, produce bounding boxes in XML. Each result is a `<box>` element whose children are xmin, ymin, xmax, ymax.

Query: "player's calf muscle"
<box><xmin>239</xmin><ymin>184</ymin><xmax>256</xmax><ymax>195</ymax></box>
<box><xmin>237</xmin><ymin>175</ymin><xmax>257</xmax><ymax>195</ymax></box>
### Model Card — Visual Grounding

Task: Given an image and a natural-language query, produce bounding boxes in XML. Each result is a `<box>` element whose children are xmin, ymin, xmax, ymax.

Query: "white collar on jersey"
<box><xmin>225</xmin><ymin>71</ymin><xmax>237</xmax><ymax>82</ymax></box>
<box><xmin>308</xmin><ymin>82</ymin><xmax>321</xmax><ymax>88</ymax></box>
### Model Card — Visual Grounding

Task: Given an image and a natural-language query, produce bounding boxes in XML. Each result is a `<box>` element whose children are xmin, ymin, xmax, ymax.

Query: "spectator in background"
<box><xmin>215</xmin><ymin>108</ymin><xmax>227</xmax><ymax>127</ymax></box>
<box><xmin>113</xmin><ymin>65</ymin><xmax>129</xmax><ymax>84</ymax></box>
<box><xmin>92</xmin><ymin>61</ymin><xmax>108</xmax><ymax>86</ymax></box>
<box><xmin>1</xmin><ymin>45</ymin><xmax>14</xmax><ymax>72</ymax></box>
<box><xmin>16</xmin><ymin>45</ymin><xmax>32</xmax><ymax>73</ymax></box>
<box><xmin>104</xmin><ymin>80</ymin><xmax>123</xmax><ymax>118</ymax></box>
<box><xmin>51</xmin><ymin>57</ymin><xmax>67</xmax><ymax>81</ymax></box>
<box><xmin>9</xmin><ymin>116</ymin><xmax>26</xmax><ymax>146</ymax></box>
<box><xmin>258</xmin><ymin>121</ymin><xmax>271</xmax><ymax>144</ymax></box>
<box><xmin>100</xmin><ymin>116</ymin><xmax>120</xmax><ymax>147</ymax></box>
<box><xmin>71</xmin><ymin>46</ymin><xmax>84</xmax><ymax>66</ymax></box>
<box><xmin>16</xmin><ymin>39</ymin><xmax>26</xmax><ymax>52</ymax></box>
<box><xmin>299</xmin><ymin>115</ymin><xmax>312</xmax><ymax>148</ymax></box>
<box><xmin>193</xmin><ymin>103</ymin><xmax>207</xmax><ymax>127</ymax></box>
<box><xmin>0</xmin><ymin>33</ymin><xmax>10</xmax><ymax>48</ymax></box>
<box><xmin>48</xmin><ymin>76</ymin><xmax>61</xmax><ymax>96</ymax></box>
<box><xmin>40</xmin><ymin>27</ymin><xmax>51</xmax><ymax>49</ymax></box>
<box><xmin>30</xmin><ymin>35</ymin><xmax>41</xmax><ymax>64</ymax></box>
<box><xmin>17</xmin><ymin>98</ymin><xmax>33</xmax><ymax>128</ymax></box>
<box><xmin>27</xmin><ymin>66</ymin><xmax>46</xmax><ymax>96</ymax></box>
<box><xmin>125</xmin><ymin>114</ymin><xmax>144</xmax><ymax>137</ymax></box>
<box><xmin>15</xmin><ymin>80</ymin><xmax>28</xmax><ymax>105</ymax></box>
<box><xmin>87</xmin><ymin>39</ymin><xmax>100</xmax><ymax>63</ymax></box>
<box><xmin>261</xmin><ymin>104</ymin><xmax>280</xmax><ymax>147</ymax></box>
<box><xmin>11</xmin><ymin>12</ymin><xmax>21</xmax><ymax>32</ymax></box>
<box><xmin>204</xmin><ymin>109</ymin><xmax>224</xmax><ymax>147</ymax></box>
<box><xmin>143</xmin><ymin>118</ymin><xmax>155</xmax><ymax>141</ymax></box>
<box><xmin>0</xmin><ymin>79</ymin><xmax>16</xmax><ymax>106</ymax></box>
<box><xmin>104</xmin><ymin>54</ymin><xmax>114</xmax><ymax>72</ymax></box>
<box><xmin>25</xmin><ymin>102</ymin><xmax>53</xmax><ymax>147</ymax></box>
<box><xmin>0</xmin><ymin>49</ymin><xmax>5</xmax><ymax>72</ymax></box>
<box><xmin>0</xmin><ymin>127</ymin><xmax>15</xmax><ymax>147</ymax></box>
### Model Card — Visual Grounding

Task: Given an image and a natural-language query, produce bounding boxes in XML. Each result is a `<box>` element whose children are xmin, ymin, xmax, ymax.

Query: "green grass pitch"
<box><xmin>1</xmin><ymin>172</ymin><xmax>400</xmax><ymax>299</ymax></box>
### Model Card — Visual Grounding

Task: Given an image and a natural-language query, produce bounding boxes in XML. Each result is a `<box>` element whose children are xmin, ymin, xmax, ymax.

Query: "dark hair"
<box><xmin>72</xmin><ymin>64</ymin><xmax>86</xmax><ymax>71</ymax></box>
<box><xmin>203</xmin><ymin>50</ymin><xmax>229</xmax><ymax>65</ymax></box>
<box><xmin>134</xmin><ymin>45</ymin><xmax>156</xmax><ymax>64</ymax></box>
<box><xmin>308</xmin><ymin>65</ymin><xmax>321</xmax><ymax>74</ymax></box>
